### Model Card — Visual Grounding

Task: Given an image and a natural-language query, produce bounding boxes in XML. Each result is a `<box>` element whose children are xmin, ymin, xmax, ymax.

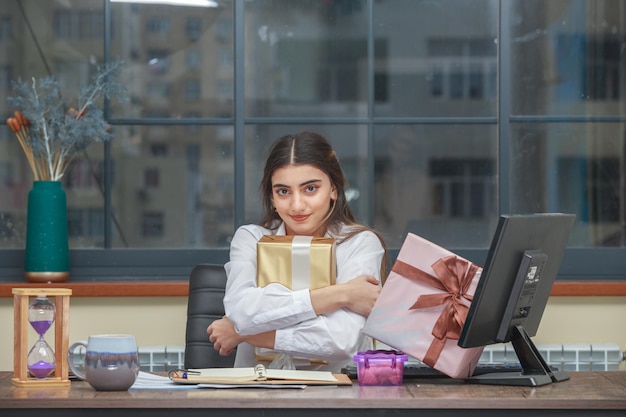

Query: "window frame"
<box><xmin>0</xmin><ymin>0</ymin><xmax>625</xmax><ymax>285</ymax></box>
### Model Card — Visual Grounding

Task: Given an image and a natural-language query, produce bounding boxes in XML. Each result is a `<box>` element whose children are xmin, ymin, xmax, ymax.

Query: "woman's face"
<box><xmin>271</xmin><ymin>164</ymin><xmax>337</xmax><ymax>237</ymax></box>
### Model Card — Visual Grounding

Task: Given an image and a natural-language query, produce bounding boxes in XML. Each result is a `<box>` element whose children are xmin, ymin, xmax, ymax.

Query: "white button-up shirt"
<box><xmin>223</xmin><ymin>222</ymin><xmax>385</xmax><ymax>372</ymax></box>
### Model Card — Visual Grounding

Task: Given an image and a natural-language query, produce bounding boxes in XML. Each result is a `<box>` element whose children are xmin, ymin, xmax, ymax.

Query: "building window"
<box><xmin>427</xmin><ymin>38</ymin><xmax>497</xmax><ymax>100</ymax></box>
<box><xmin>150</xmin><ymin>144</ymin><xmax>169</xmax><ymax>157</ymax></box>
<box><xmin>430</xmin><ymin>159</ymin><xmax>496</xmax><ymax>218</ymax></box>
<box><xmin>215</xmin><ymin>79</ymin><xmax>232</xmax><ymax>100</ymax></box>
<box><xmin>217</xmin><ymin>141</ymin><xmax>233</xmax><ymax>159</ymax></box>
<box><xmin>146</xmin><ymin>17</ymin><xmax>170</xmax><ymax>35</ymax></box>
<box><xmin>585</xmin><ymin>38</ymin><xmax>623</xmax><ymax>100</ymax></box>
<box><xmin>216</xmin><ymin>47</ymin><xmax>233</xmax><ymax>68</ymax></box>
<box><xmin>184</xmin><ymin>79</ymin><xmax>201</xmax><ymax>101</ymax></box>
<box><xmin>186</xmin><ymin>17</ymin><xmax>202</xmax><ymax>41</ymax></box>
<box><xmin>185</xmin><ymin>49</ymin><xmax>202</xmax><ymax>69</ymax></box>
<box><xmin>144</xmin><ymin>168</ymin><xmax>160</xmax><ymax>188</ymax></box>
<box><xmin>63</xmin><ymin>160</ymin><xmax>102</xmax><ymax>190</ymax></box>
<box><xmin>215</xmin><ymin>18</ymin><xmax>231</xmax><ymax>41</ymax></box>
<box><xmin>67</xmin><ymin>208</ymin><xmax>104</xmax><ymax>239</ymax></box>
<box><xmin>0</xmin><ymin>16</ymin><xmax>12</xmax><ymax>41</ymax></box>
<box><xmin>142</xmin><ymin>212</ymin><xmax>164</xmax><ymax>238</ymax></box>
<box><xmin>53</xmin><ymin>10</ymin><xmax>103</xmax><ymax>40</ymax></box>
<box><xmin>558</xmin><ymin>157</ymin><xmax>620</xmax><ymax>224</ymax></box>
<box><xmin>555</xmin><ymin>34</ymin><xmax>624</xmax><ymax>102</ymax></box>
<box><xmin>147</xmin><ymin>81</ymin><xmax>170</xmax><ymax>99</ymax></box>
<box><xmin>54</xmin><ymin>60</ymin><xmax>91</xmax><ymax>92</ymax></box>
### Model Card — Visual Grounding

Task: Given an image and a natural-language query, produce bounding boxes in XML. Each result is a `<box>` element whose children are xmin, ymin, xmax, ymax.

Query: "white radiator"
<box><xmin>138</xmin><ymin>345</ymin><xmax>186</xmax><ymax>372</ymax></box>
<box><xmin>479</xmin><ymin>342</ymin><xmax>624</xmax><ymax>371</ymax></box>
<box><xmin>137</xmin><ymin>343</ymin><xmax>624</xmax><ymax>372</ymax></box>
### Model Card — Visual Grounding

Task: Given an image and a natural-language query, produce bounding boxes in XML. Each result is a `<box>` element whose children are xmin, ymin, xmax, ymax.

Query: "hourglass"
<box><xmin>12</xmin><ymin>288</ymin><xmax>71</xmax><ymax>387</ymax></box>
<box><xmin>27</xmin><ymin>295</ymin><xmax>57</xmax><ymax>378</ymax></box>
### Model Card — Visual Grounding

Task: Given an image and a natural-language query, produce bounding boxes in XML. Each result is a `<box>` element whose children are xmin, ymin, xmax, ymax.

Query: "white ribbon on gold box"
<box><xmin>256</xmin><ymin>235</ymin><xmax>336</xmax><ymax>290</ymax></box>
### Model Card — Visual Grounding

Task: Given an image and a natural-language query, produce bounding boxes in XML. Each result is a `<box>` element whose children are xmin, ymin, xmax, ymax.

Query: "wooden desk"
<box><xmin>1</xmin><ymin>371</ymin><xmax>625</xmax><ymax>416</ymax></box>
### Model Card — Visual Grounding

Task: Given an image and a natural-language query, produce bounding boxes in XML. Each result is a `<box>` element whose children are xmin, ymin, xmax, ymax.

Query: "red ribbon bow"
<box><xmin>391</xmin><ymin>256</ymin><xmax>479</xmax><ymax>368</ymax></box>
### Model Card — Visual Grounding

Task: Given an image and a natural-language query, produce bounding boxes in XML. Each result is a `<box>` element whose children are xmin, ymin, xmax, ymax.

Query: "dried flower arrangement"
<box><xmin>5</xmin><ymin>59</ymin><xmax>127</xmax><ymax>181</ymax></box>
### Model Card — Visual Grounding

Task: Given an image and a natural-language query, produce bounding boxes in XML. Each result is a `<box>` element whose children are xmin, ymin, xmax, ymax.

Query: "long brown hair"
<box><xmin>259</xmin><ymin>131</ymin><xmax>388</xmax><ymax>278</ymax></box>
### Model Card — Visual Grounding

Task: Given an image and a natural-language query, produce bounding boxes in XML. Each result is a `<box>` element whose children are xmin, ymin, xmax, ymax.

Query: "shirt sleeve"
<box><xmin>223</xmin><ymin>225</ymin><xmax>384</xmax><ymax>361</ymax></box>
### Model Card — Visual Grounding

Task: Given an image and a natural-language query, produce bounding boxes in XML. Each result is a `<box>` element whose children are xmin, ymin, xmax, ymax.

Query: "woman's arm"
<box><xmin>208</xmin><ymin>316</ymin><xmax>275</xmax><ymax>356</ymax></box>
<box><xmin>310</xmin><ymin>275</ymin><xmax>380</xmax><ymax>316</ymax></box>
<box><xmin>221</xmin><ymin>226</ymin><xmax>384</xmax><ymax>359</ymax></box>
<box><xmin>210</xmin><ymin>274</ymin><xmax>380</xmax><ymax>357</ymax></box>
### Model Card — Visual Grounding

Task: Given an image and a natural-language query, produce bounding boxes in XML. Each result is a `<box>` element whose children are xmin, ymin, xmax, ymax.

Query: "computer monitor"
<box><xmin>458</xmin><ymin>213</ymin><xmax>576</xmax><ymax>387</ymax></box>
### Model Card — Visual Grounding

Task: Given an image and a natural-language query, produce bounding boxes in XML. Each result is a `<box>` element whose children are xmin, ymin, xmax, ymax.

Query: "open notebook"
<box><xmin>169</xmin><ymin>364</ymin><xmax>352</xmax><ymax>386</ymax></box>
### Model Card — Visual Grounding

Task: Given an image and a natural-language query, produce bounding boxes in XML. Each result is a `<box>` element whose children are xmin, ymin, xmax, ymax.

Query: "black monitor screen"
<box><xmin>458</xmin><ymin>213</ymin><xmax>575</xmax><ymax>386</ymax></box>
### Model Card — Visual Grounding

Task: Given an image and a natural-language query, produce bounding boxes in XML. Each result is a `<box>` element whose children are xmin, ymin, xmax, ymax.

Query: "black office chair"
<box><xmin>184</xmin><ymin>263</ymin><xmax>236</xmax><ymax>369</ymax></box>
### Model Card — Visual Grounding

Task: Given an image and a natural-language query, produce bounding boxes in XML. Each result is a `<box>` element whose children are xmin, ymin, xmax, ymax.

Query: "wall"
<box><xmin>0</xmin><ymin>296</ymin><xmax>625</xmax><ymax>371</ymax></box>
<box><xmin>0</xmin><ymin>297</ymin><xmax>187</xmax><ymax>371</ymax></box>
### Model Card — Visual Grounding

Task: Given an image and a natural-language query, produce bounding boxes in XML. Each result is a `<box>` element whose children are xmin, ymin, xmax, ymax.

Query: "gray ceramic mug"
<box><xmin>68</xmin><ymin>334</ymin><xmax>140</xmax><ymax>391</ymax></box>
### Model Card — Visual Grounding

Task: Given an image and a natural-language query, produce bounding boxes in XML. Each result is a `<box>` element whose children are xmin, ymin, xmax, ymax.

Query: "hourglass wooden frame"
<box><xmin>12</xmin><ymin>288</ymin><xmax>72</xmax><ymax>387</ymax></box>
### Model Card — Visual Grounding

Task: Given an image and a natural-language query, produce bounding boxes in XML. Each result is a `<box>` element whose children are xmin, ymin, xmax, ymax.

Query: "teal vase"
<box><xmin>24</xmin><ymin>181</ymin><xmax>70</xmax><ymax>283</ymax></box>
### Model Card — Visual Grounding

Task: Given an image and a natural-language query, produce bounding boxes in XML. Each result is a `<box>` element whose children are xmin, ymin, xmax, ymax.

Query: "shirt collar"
<box><xmin>274</xmin><ymin>222</ymin><xmax>334</xmax><ymax>238</ymax></box>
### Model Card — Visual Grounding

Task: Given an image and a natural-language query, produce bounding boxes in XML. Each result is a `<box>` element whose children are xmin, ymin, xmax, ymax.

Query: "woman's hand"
<box><xmin>342</xmin><ymin>275</ymin><xmax>381</xmax><ymax>317</ymax></box>
<box><xmin>207</xmin><ymin>316</ymin><xmax>243</xmax><ymax>356</ymax></box>
<box><xmin>207</xmin><ymin>316</ymin><xmax>277</xmax><ymax>355</ymax></box>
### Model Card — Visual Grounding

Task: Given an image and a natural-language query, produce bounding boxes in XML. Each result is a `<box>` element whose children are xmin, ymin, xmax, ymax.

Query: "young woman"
<box><xmin>207</xmin><ymin>131</ymin><xmax>387</xmax><ymax>372</ymax></box>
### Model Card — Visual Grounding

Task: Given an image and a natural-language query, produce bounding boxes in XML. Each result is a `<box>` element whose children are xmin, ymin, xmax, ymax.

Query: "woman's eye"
<box><xmin>276</xmin><ymin>189</ymin><xmax>289</xmax><ymax>196</ymax></box>
<box><xmin>305</xmin><ymin>185</ymin><xmax>318</xmax><ymax>193</ymax></box>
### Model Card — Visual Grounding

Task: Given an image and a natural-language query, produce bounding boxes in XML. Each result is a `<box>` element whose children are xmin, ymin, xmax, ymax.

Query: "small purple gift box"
<box><xmin>353</xmin><ymin>350</ymin><xmax>408</xmax><ymax>386</ymax></box>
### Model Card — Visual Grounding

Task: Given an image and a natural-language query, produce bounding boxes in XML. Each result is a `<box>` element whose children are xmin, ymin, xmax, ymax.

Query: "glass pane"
<box><xmin>244</xmin><ymin>125</ymin><xmax>371</xmax><ymax>226</ymax></box>
<box><xmin>1</xmin><ymin>0</ymin><xmax>105</xmax><ymax>249</ymax></box>
<box><xmin>62</xmin><ymin>140</ymin><xmax>229</xmax><ymax>250</ymax></box>
<box><xmin>0</xmin><ymin>124</ymin><xmax>28</xmax><ymax>249</ymax></box>
<box><xmin>110</xmin><ymin>0</ymin><xmax>234</xmax><ymax>118</ymax></box>
<box><xmin>511</xmin><ymin>0</ymin><xmax>626</xmax><ymax>115</ymax></box>
<box><xmin>373</xmin><ymin>0</ymin><xmax>498</xmax><ymax>118</ymax></box>
<box><xmin>510</xmin><ymin>122</ymin><xmax>626</xmax><ymax>247</ymax></box>
<box><xmin>63</xmin><ymin>146</ymin><xmax>106</xmax><ymax>249</ymax></box>
<box><xmin>109</xmin><ymin>125</ymin><xmax>234</xmax><ymax>248</ymax></box>
<box><xmin>245</xmin><ymin>0</ymin><xmax>368</xmax><ymax>118</ymax></box>
<box><xmin>373</xmin><ymin>124</ymin><xmax>498</xmax><ymax>248</ymax></box>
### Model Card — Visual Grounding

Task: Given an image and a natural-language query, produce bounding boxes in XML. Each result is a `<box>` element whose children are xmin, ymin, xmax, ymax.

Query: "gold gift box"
<box><xmin>257</xmin><ymin>235</ymin><xmax>336</xmax><ymax>290</ymax></box>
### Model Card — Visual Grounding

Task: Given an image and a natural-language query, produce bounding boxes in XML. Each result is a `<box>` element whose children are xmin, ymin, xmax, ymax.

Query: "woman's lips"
<box><xmin>290</xmin><ymin>215</ymin><xmax>310</xmax><ymax>222</ymax></box>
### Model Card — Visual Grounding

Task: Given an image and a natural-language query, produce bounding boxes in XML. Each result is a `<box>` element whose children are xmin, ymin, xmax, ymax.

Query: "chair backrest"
<box><xmin>184</xmin><ymin>263</ymin><xmax>236</xmax><ymax>369</ymax></box>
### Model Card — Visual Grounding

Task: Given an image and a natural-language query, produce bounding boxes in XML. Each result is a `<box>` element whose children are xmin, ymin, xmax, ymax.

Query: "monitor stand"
<box><xmin>464</xmin><ymin>325</ymin><xmax>570</xmax><ymax>387</ymax></box>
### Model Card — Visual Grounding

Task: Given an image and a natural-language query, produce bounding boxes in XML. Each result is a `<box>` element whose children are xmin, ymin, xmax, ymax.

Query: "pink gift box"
<box><xmin>363</xmin><ymin>233</ymin><xmax>484</xmax><ymax>379</ymax></box>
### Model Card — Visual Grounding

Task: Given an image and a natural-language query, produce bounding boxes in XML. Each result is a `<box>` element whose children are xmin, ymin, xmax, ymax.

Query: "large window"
<box><xmin>1</xmin><ymin>0</ymin><xmax>625</xmax><ymax>281</ymax></box>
